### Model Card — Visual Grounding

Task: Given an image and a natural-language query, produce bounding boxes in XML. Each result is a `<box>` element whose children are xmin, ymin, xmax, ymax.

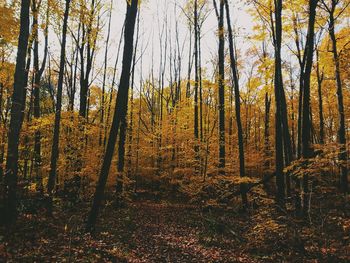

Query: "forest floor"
<box><xmin>1</xmin><ymin>187</ymin><xmax>350</xmax><ymax>262</ymax></box>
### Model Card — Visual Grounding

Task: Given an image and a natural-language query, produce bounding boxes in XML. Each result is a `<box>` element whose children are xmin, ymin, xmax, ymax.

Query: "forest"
<box><xmin>0</xmin><ymin>0</ymin><xmax>349</xmax><ymax>261</ymax></box>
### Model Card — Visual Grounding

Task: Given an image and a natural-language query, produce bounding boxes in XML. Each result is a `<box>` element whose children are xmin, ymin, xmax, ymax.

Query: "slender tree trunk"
<box><xmin>33</xmin><ymin>0</ymin><xmax>49</xmax><ymax>193</ymax></box>
<box><xmin>135</xmin><ymin>67</ymin><xmax>143</xmax><ymax>193</ymax></box>
<box><xmin>264</xmin><ymin>93</ymin><xmax>271</xmax><ymax>170</ymax></box>
<box><xmin>186</xmin><ymin>24</ymin><xmax>192</xmax><ymax>99</ymax></box>
<box><xmin>99</xmin><ymin>0</ymin><xmax>113</xmax><ymax>146</ymax></box>
<box><xmin>3</xmin><ymin>0</ymin><xmax>31</xmax><ymax>225</ymax></box>
<box><xmin>280</xmin><ymin>89</ymin><xmax>293</xmax><ymax>167</ymax></box>
<box><xmin>86</xmin><ymin>0</ymin><xmax>139</xmax><ymax>232</ymax></box>
<box><xmin>194</xmin><ymin>0</ymin><xmax>200</xmax><ymax>171</ymax></box>
<box><xmin>293</xmin><ymin>15</ymin><xmax>306</xmax><ymax>159</ymax></box>
<box><xmin>104</xmin><ymin>24</ymin><xmax>125</xmax><ymax>148</ymax></box>
<box><xmin>71</xmin><ymin>44</ymin><xmax>79</xmax><ymax>111</ymax></box>
<box><xmin>316</xmin><ymin>49</ymin><xmax>324</xmax><ymax>144</ymax></box>
<box><xmin>290</xmin><ymin>73</ymin><xmax>296</xmax><ymax>156</ymax></box>
<box><xmin>0</xmin><ymin>82</ymin><xmax>5</xmax><ymax>181</ymax></box>
<box><xmin>301</xmin><ymin>0</ymin><xmax>318</xmax><ymax>213</ymax></box>
<box><xmin>272</xmin><ymin>0</ymin><xmax>294</xmax><ymax>197</ymax></box>
<box><xmin>199</xmin><ymin>27</ymin><xmax>203</xmax><ymax>143</ymax></box>
<box><xmin>21</xmin><ymin>17</ymin><xmax>36</xmax><ymax>183</ymax></box>
<box><xmin>273</xmin><ymin>0</ymin><xmax>285</xmax><ymax>204</ymax></box>
<box><xmin>127</xmin><ymin>12</ymin><xmax>140</xmax><ymax>174</ymax></box>
<box><xmin>224</xmin><ymin>0</ymin><xmax>247</xmax><ymax>205</ymax></box>
<box><xmin>116</xmin><ymin>11</ymin><xmax>140</xmax><ymax>193</ymax></box>
<box><xmin>116</xmin><ymin>120</ymin><xmax>127</xmax><ymax>193</ymax></box>
<box><xmin>157</xmin><ymin>15</ymin><xmax>167</xmax><ymax>174</ymax></box>
<box><xmin>297</xmin><ymin>69</ymin><xmax>304</xmax><ymax>159</ymax></box>
<box><xmin>47</xmin><ymin>0</ymin><xmax>71</xmax><ymax>214</ymax></box>
<box><xmin>329</xmin><ymin>10</ymin><xmax>348</xmax><ymax>193</ymax></box>
<box><xmin>214</xmin><ymin>0</ymin><xmax>225</xmax><ymax>173</ymax></box>
<box><xmin>79</xmin><ymin>0</ymin><xmax>96</xmax><ymax>119</ymax></box>
<box><xmin>302</xmin><ymin>0</ymin><xmax>318</xmax><ymax>159</ymax></box>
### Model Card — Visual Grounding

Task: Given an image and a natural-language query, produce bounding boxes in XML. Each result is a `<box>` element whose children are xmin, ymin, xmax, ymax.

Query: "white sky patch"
<box><xmin>92</xmin><ymin>0</ymin><xmax>255</xmax><ymax>92</ymax></box>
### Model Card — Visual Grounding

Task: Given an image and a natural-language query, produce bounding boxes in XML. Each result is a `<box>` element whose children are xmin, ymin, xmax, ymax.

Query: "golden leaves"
<box><xmin>0</xmin><ymin>5</ymin><xmax>19</xmax><ymax>45</ymax></box>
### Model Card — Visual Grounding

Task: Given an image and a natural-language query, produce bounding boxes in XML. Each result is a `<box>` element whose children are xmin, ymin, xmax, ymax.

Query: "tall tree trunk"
<box><xmin>3</xmin><ymin>0</ymin><xmax>31</xmax><ymax>225</ymax></box>
<box><xmin>224</xmin><ymin>0</ymin><xmax>247</xmax><ymax>205</ymax></box>
<box><xmin>328</xmin><ymin>7</ymin><xmax>348</xmax><ymax>193</ymax></box>
<box><xmin>99</xmin><ymin>0</ymin><xmax>113</xmax><ymax>146</ymax></box>
<box><xmin>194</xmin><ymin>0</ymin><xmax>200</xmax><ymax>171</ymax></box>
<box><xmin>264</xmin><ymin>92</ymin><xmax>271</xmax><ymax>170</ymax></box>
<box><xmin>293</xmin><ymin>15</ymin><xmax>306</xmax><ymax>159</ymax></box>
<box><xmin>104</xmin><ymin>24</ymin><xmax>125</xmax><ymax>148</ymax></box>
<box><xmin>302</xmin><ymin>0</ymin><xmax>318</xmax><ymax>159</ymax></box>
<box><xmin>79</xmin><ymin>0</ymin><xmax>96</xmax><ymax>119</ymax></box>
<box><xmin>273</xmin><ymin>0</ymin><xmax>285</xmax><ymax>203</ymax></box>
<box><xmin>316</xmin><ymin>49</ymin><xmax>324</xmax><ymax>144</ymax></box>
<box><xmin>297</xmin><ymin>69</ymin><xmax>304</xmax><ymax>159</ymax></box>
<box><xmin>21</xmin><ymin>18</ymin><xmax>36</xmax><ymax>183</ymax></box>
<box><xmin>116</xmin><ymin>11</ymin><xmax>140</xmax><ymax>194</ymax></box>
<box><xmin>186</xmin><ymin>24</ymin><xmax>192</xmax><ymax>99</ymax></box>
<box><xmin>199</xmin><ymin>26</ymin><xmax>203</xmax><ymax>143</ymax></box>
<box><xmin>280</xmin><ymin>89</ymin><xmax>293</xmax><ymax>167</ymax></box>
<box><xmin>214</xmin><ymin>0</ymin><xmax>225</xmax><ymax>173</ymax></box>
<box><xmin>33</xmin><ymin>0</ymin><xmax>49</xmax><ymax>193</ymax></box>
<box><xmin>301</xmin><ymin>0</ymin><xmax>318</xmax><ymax>213</ymax></box>
<box><xmin>116</xmin><ymin>120</ymin><xmax>127</xmax><ymax>193</ymax></box>
<box><xmin>0</xmin><ymin>82</ymin><xmax>5</xmax><ymax>181</ymax></box>
<box><xmin>156</xmin><ymin>15</ymin><xmax>167</xmax><ymax>174</ymax></box>
<box><xmin>47</xmin><ymin>0</ymin><xmax>71</xmax><ymax>214</ymax></box>
<box><xmin>290</xmin><ymin>76</ymin><xmax>296</xmax><ymax>156</ymax></box>
<box><xmin>86</xmin><ymin>0</ymin><xmax>139</xmax><ymax>233</ymax></box>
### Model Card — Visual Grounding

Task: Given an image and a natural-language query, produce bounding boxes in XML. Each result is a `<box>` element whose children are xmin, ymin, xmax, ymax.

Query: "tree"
<box><xmin>301</xmin><ymin>0</ymin><xmax>319</xmax><ymax>213</ymax></box>
<box><xmin>320</xmin><ymin>0</ymin><xmax>348</xmax><ymax>193</ymax></box>
<box><xmin>116</xmin><ymin>10</ymin><xmax>140</xmax><ymax>194</ymax></box>
<box><xmin>213</xmin><ymin>0</ymin><xmax>225</xmax><ymax>173</ymax></box>
<box><xmin>86</xmin><ymin>0</ymin><xmax>139</xmax><ymax>232</ymax></box>
<box><xmin>224</xmin><ymin>0</ymin><xmax>248</xmax><ymax>205</ymax></box>
<box><xmin>301</xmin><ymin>0</ymin><xmax>318</xmax><ymax>158</ymax></box>
<box><xmin>194</xmin><ymin>0</ymin><xmax>200</xmax><ymax>171</ymax></box>
<box><xmin>3</xmin><ymin>0</ymin><xmax>31</xmax><ymax>225</ymax></box>
<box><xmin>33</xmin><ymin>0</ymin><xmax>49</xmax><ymax>192</ymax></box>
<box><xmin>316</xmin><ymin>47</ymin><xmax>325</xmax><ymax>144</ymax></box>
<box><xmin>47</xmin><ymin>0</ymin><xmax>71</xmax><ymax>214</ymax></box>
<box><xmin>99</xmin><ymin>0</ymin><xmax>113</xmax><ymax>146</ymax></box>
<box><xmin>79</xmin><ymin>0</ymin><xmax>98</xmax><ymax>119</ymax></box>
<box><xmin>251</xmin><ymin>0</ymin><xmax>293</xmax><ymax>200</ymax></box>
<box><xmin>273</xmin><ymin>0</ymin><xmax>286</xmax><ymax>203</ymax></box>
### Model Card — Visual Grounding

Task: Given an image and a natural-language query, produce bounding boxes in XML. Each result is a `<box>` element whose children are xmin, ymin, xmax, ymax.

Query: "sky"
<box><xmin>94</xmin><ymin>0</ymin><xmax>255</xmax><ymax>91</ymax></box>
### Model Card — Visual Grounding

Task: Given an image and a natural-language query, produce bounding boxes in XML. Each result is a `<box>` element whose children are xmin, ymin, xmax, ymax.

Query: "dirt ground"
<box><xmin>1</xmin><ymin>189</ymin><xmax>350</xmax><ymax>262</ymax></box>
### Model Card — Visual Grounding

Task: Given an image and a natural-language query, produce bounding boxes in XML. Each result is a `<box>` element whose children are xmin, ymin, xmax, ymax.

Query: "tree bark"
<box><xmin>264</xmin><ymin>92</ymin><xmax>271</xmax><ymax>170</ymax></box>
<box><xmin>302</xmin><ymin>0</ymin><xmax>318</xmax><ymax>159</ymax></box>
<box><xmin>33</xmin><ymin>0</ymin><xmax>49</xmax><ymax>193</ymax></box>
<box><xmin>79</xmin><ymin>0</ymin><xmax>96</xmax><ymax>119</ymax></box>
<box><xmin>273</xmin><ymin>0</ymin><xmax>285</xmax><ymax>203</ymax></box>
<box><xmin>316</xmin><ymin>49</ymin><xmax>324</xmax><ymax>144</ymax></box>
<box><xmin>86</xmin><ymin>0</ymin><xmax>139</xmax><ymax>232</ymax></box>
<box><xmin>104</xmin><ymin>24</ymin><xmax>125</xmax><ymax>148</ymax></box>
<box><xmin>3</xmin><ymin>0</ymin><xmax>31</xmax><ymax>225</ymax></box>
<box><xmin>194</xmin><ymin>0</ymin><xmax>200</xmax><ymax>171</ymax></box>
<box><xmin>224</xmin><ymin>0</ymin><xmax>247</xmax><ymax>205</ymax></box>
<box><xmin>99</xmin><ymin>0</ymin><xmax>113</xmax><ymax>146</ymax></box>
<box><xmin>328</xmin><ymin>5</ymin><xmax>348</xmax><ymax>193</ymax></box>
<box><xmin>301</xmin><ymin>0</ymin><xmax>318</xmax><ymax>213</ymax></box>
<box><xmin>214</xmin><ymin>0</ymin><xmax>225</xmax><ymax>173</ymax></box>
<box><xmin>116</xmin><ymin>11</ymin><xmax>140</xmax><ymax>193</ymax></box>
<box><xmin>47</xmin><ymin>0</ymin><xmax>71</xmax><ymax>214</ymax></box>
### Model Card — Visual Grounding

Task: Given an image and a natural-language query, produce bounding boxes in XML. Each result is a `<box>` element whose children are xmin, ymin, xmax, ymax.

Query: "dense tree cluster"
<box><xmin>0</xmin><ymin>0</ymin><xmax>349</xmax><ymax>237</ymax></box>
